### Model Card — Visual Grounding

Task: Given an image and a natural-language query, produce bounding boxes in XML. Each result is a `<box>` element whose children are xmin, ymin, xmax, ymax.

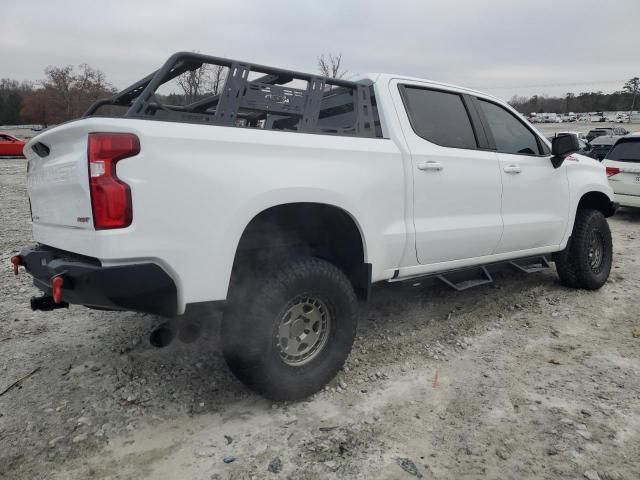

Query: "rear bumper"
<box><xmin>614</xmin><ymin>193</ymin><xmax>640</xmax><ymax>208</ymax></box>
<box><xmin>18</xmin><ymin>244</ymin><xmax>178</xmax><ymax>316</ymax></box>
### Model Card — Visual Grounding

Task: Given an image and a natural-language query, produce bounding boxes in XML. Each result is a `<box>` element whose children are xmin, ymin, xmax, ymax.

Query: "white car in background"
<box><xmin>603</xmin><ymin>135</ymin><xmax>640</xmax><ymax>208</ymax></box>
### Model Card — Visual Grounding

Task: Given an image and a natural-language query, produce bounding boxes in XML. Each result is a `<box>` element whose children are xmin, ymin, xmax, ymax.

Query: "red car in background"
<box><xmin>0</xmin><ymin>134</ymin><xmax>26</xmax><ymax>157</ymax></box>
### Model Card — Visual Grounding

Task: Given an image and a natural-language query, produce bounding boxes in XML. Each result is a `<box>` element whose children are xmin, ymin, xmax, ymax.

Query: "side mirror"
<box><xmin>550</xmin><ymin>134</ymin><xmax>579</xmax><ymax>168</ymax></box>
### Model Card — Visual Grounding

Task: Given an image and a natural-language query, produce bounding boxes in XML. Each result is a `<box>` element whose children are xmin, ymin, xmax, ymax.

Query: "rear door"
<box><xmin>472</xmin><ymin>97</ymin><xmax>569</xmax><ymax>253</ymax></box>
<box><xmin>392</xmin><ymin>82</ymin><xmax>503</xmax><ymax>264</ymax></box>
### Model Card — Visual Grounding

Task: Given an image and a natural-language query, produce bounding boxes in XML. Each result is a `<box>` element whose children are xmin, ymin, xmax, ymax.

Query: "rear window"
<box><xmin>591</xmin><ymin>136</ymin><xmax>618</xmax><ymax>146</ymax></box>
<box><xmin>400</xmin><ymin>86</ymin><xmax>477</xmax><ymax>149</ymax></box>
<box><xmin>606</xmin><ymin>140</ymin><xmax>640</xmax><ymax>162</ymax></box>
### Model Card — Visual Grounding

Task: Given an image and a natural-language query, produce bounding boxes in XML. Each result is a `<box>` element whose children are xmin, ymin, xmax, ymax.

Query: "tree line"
<box><xmin>508</xmin><ymin>77</ymin><xmax>639</xmax><ymax>115</ymax></box>
<box><xmin>2</xmin><ymin>58</ymin><xmax>635</xmax><ymax>126</ymax></box>
<box><xmin>0</xmin><ymin>65</ymin><xmax>116</xmax><ymax>127</ymax></box>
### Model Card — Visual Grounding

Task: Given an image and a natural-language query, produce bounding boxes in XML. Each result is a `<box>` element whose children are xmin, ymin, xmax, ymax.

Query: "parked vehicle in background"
<box><xmin>603</xmin><ymin>136</ymin><xmax>640</xmax><ymax>208</ymax></box>
<box><xmin>586</xmin><ymin>128</ymin><xmax>610</xmax><ymax>142</ymax></box>
<box><xmin>588</xmin><ymin>135</ymin><xmax>623</xmax><ymax>160</ymax></box>
<box><xmin>12</xmin><ymin>52</ymin><xmax>617</xmax><ymax>400</ymax></box>
<box><xmin>586</xmin><ymin>127</ymin><xmax>629</xmax><ymax>143</ymax></box>
<box><xmin>0</xmin><ymin>134</ymin><xmax>26</xmax><ymax>157</ymax></box>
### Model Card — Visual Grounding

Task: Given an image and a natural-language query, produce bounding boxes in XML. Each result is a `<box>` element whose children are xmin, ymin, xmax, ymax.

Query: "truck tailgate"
<box><xmin>26</xmin><ymin>122</ymin><xmax>94</xmax><ymax>230</ymax></box>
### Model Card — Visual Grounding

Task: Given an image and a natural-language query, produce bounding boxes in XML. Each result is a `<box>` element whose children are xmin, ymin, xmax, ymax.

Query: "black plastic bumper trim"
<box><xmin>19</xmin><ymin>244</ymin><xmax>177</xmax><ymax>317</ymax></box>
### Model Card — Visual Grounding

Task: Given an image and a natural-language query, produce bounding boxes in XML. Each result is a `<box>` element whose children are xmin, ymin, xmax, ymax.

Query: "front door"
<box><xmin>473</xmin><ymin>98</ymin><xmax>570</xmax><ymax>253</ymax></box>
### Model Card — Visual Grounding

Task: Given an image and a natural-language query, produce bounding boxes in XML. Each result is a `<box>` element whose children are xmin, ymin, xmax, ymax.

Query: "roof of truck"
<box><xmin>360</xmin><ymin>72</ymin><xmax>505</xmax><ymax>104</ymax></box>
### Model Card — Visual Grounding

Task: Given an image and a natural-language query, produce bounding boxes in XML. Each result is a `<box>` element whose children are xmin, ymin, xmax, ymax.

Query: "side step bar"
<box><xmin>509</xmin><ymin>256</ymin><xmax>551</xmax><ymax>273</ymax></box>
<box><xmin>390</xmin><ymin>255</ymin><xmax>552</xmax><ymax>291</ymax></box>
<box><xmin>437</xmin><ymin>267</ymin><xmax>493</xmax><ymax>291</ymax></box>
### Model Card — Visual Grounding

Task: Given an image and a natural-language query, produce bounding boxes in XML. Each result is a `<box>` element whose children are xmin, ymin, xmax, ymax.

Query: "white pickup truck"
<box><xmin>14</xmin><ymin>52</ymin><xmax>616</xmax><ymax>400</ymax></box>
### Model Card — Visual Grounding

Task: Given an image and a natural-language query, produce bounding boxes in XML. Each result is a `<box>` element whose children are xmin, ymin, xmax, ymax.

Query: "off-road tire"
<box><xmin>554</xmin><ymin>208</ymin><xmax>612</xmax><ymax>290</ymax></box>
<box><xmin>222</xmin><ymin>256</ymin><xmax>358</xmax><ymax>401</ymax></box>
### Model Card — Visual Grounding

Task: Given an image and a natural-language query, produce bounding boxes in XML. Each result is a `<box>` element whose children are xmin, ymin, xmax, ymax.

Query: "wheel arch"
<box><xmin>577</xmin><ymin>190</ymin><xmax>617</xmax><ymax>217</ymax></box>
<box><xmin>560</xmin><ymin>187</ymin><xmax>616</xmax><ymax>250</ymax></box>
<box><xmin>231</xmin><ymin>202</ymin><xmax>372</xmax><ymax>300</ymax></box>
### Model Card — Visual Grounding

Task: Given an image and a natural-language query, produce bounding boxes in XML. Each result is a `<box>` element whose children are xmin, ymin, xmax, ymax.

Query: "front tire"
<box><xmin>554</xmin><ymin>209</ymin><xmax>612</xmax><ymax>290</ymax></box>
<box><xmin>222</xmin><ymin>256</ymin><xmax>358</xmax><ymax>401</ymax></box>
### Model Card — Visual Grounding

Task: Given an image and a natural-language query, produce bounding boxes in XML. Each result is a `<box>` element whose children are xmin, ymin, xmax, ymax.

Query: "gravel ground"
<box><xmin>1</xmin><ymin>157</ymin><xmax>639</xmax><ymax>480</ymax></box>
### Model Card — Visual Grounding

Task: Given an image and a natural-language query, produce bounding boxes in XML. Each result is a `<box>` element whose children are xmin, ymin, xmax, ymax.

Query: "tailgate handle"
<box><xmin>32</xmin><ymin>142</ymin><xmax>50</xmax><ymax>158</ymax></box>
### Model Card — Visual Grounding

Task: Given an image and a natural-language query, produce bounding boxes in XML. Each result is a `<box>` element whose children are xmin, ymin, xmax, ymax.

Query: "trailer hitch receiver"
<box><xmin>30</xmin><ymin>295</ymin><xmax>69</xmax><ymax>311</ymax></box>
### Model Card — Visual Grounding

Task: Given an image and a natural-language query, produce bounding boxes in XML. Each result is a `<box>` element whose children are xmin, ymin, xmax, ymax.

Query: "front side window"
<box><xmin>477</xmin><ymin>99</ymin><xmax>542</xmax><ymax>155</ymax></box>
<box><xmin>401</xmin><ymin>86</ymin><xmax>477</xmax><ymax>149</ymax></box>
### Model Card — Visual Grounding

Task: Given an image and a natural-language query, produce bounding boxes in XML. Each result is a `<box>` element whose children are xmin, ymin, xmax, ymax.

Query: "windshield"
<box><xmin>606</xmin><ymin>140</ymin><xmax>640</xmax><ymax>162</ymax></box>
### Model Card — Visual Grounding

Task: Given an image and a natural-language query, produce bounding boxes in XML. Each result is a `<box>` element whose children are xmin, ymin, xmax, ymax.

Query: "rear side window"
<box><xmin>606</xmin><ymin>140</ymin><xmax>640</xmax><ymax>162</ymax></box>
<box><xmin>401</xmin><ymin>86</ymin><xmax>477</xmax><ymax>149</ymax></box>
<box><xmin>477</xmin><ymin>99</ymin><xmax>541</xmax><ymax>155</ymax></box>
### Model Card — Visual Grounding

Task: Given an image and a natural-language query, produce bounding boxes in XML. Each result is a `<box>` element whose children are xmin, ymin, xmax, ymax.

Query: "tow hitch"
<box><xmin>14</xmin><ymin>254</ymin><xmax>70</xmax><ymax>311</ymax></box>
<box><xmin>30</xmin><ymin>295</ymin><xmax>69</xmax><ymax>311</ymax></box>
<box><xmin>30</xmin><ymin>275</ymin><xmax>68</xmax><ymax>311</ymax></box>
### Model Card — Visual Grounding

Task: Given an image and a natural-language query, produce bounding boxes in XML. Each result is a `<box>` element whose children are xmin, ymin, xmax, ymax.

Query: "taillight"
<box><xmin>88</xmin><ymin>133</ymin><xmax>140</xmax><ymax>229</ymax></box>
<box><xmin>606</xmin><ymin>166</ymin><xmax>620</xmax><ymax>177</ymax></box>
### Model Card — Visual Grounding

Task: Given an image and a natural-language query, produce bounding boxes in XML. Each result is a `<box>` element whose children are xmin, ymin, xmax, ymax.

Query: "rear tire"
<box><xmin>554</xmin><ymin>209</ymin><xmax>612</xmax><ymax>290</ymax></box>
<box><xmin>222</xmin><ymin>256</ymin><xmax>358</xmax><ymax>401</ymax></box>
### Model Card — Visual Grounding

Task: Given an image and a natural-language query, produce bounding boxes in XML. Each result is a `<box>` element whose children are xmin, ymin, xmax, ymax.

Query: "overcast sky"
<box><xmin>2</xmin><ymin>0</ymin><xmax>638</xmax><ymax>101</ymax></box>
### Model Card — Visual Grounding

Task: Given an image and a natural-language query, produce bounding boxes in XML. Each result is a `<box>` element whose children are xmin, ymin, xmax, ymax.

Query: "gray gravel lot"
<box><xmin>1</xmin><ymin>157</ymin><xmax>639</xmax><ymax>480</ymax></box>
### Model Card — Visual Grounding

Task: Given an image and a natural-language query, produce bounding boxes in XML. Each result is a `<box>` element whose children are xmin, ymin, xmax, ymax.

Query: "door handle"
<box><xmin>504</xmin><ymin>164</ymin><xmax>522</xmax><ymax>174</ymax></box>
<box><xmin>417</xmin><ymin>161</ymin><xmax>443</xmax><ymax>171</ymax></box>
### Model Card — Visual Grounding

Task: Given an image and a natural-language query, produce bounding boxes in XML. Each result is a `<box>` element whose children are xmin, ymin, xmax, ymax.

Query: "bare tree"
<box><xmin>317</xmin><ymin>53</ymin><xmax>347</xmax><ymax>79</ymax></box>
<box><xmin>176</xmin><ymin>60</ymin><xmax>227</xmax><ymax>102</ymax></box>
<box><xmin>72</xmin><ymin>63</ymin><xmax>113</xmax><ymax>116</ymax></box>
<box><xmin>23</xmin><ymin>64</ymin><xmax>114</xmax><ymax>124</ymax></box>
<box><xmin>176</xmin><ymin>65</ymin><xmax>211</xmax><ymax>103</ymax></box>
<box><xmin>210</xmin><ymin>65</ymin><xmax>226</xmax><ymax>96</ymax></box>
<box><xmin>623</xmin><ymin>76</ymin><xmax>639</xmax><ymax>121</ymax></box>
<box><xmin>43</xmin><ymin>65</ymin><xmax>74</xmax><ymax>119</ymax></box>
<box><xmin>21</xmin><ymin>89</ymin><xmax>52</xmax><ymax>126</ymax></box>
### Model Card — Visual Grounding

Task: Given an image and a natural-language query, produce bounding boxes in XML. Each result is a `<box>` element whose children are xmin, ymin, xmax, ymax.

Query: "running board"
<box><xmin>390</xmin><ymin>255</ymin><xmax>553</xmax><ymax>292</ymax></box>
<box><xmin>436</xmin><ymin>266</ymin><xmax>493</xmax><ymax>291</ymax></box>
<box><xmin>509</xmin><ymin>256</ymin><xmax>551</xmax><ymax>273</ymax></box>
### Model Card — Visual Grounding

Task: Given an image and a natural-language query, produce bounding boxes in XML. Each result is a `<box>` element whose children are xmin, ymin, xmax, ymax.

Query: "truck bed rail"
<box><xmin>85</xmin><ymin>52</ymin><xmax>382</xmax><ymax>138</ymax></box>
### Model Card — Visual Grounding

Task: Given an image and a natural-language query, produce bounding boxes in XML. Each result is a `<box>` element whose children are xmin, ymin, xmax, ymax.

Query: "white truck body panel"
<box><xmin>23</xmin><ymin>73</ymin><xmax>615</xmax><ymax>314</ymax></box>
<box><xmin>25</xmin><ymin>117</ymin><xmax>407</xmax><ymax>312</ymax></box>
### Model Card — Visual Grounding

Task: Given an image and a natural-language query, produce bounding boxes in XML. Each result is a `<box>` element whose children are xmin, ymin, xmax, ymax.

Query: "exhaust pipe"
<box><xmin>30</xmin><ymin>295</ymin><xmax>69</xmax><ymax>311</ymax></box>
<box><xmin>149</xmin><ymin>319</ymin><xmax>203</xmax><ymax>348</ymax></box>
<box><xmin>177</xmin><ymin>319</ymin><xmax>202</xmax><ymax>344</ymax></box>
<box><xmin>149</xmin><ymin>322</ymin><xmax>176</xmax><ymax>348</ymax></box>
